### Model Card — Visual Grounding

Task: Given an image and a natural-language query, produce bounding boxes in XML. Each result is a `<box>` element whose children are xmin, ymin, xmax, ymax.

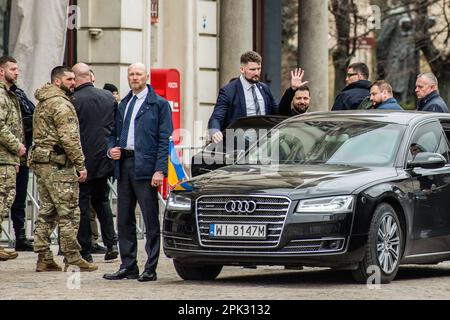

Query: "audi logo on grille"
<box><xmin>225</xmin><ymin>200</ymin><xmax>257</xmax><ymax>214</ymax></box>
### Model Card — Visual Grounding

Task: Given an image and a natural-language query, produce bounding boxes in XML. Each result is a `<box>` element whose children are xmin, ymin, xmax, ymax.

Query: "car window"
<box><xmin>328</xmin><ymin>128</ymin><xmax>399</xmax><ymax>165</ymax></box>
<box><xmin>438</xmin><ymin>120</ymin><xmax>450</xmax><ymax>162</ymax></box>
<box><xmin>244</xmin><ymin>120</ymin><xmax>405</xmax><ymax>167</ymax></box>
<box><xmin>408</xmin><ymin>122</ymin><xmax>450</xmax><ymax>162</ymax></box>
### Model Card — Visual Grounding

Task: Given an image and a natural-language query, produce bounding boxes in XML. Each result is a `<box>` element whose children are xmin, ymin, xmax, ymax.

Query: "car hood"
<box><xmin>184</xmin><ymin>164</ymin><xmax>399</xmax><ymax>198</ymax></box>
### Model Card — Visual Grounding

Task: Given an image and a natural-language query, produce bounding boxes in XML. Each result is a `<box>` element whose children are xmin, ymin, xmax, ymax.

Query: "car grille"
<box><xmin>196</xmin><ymin>195</ymin><xmax>291</xmax><ymax>249</ymax></box>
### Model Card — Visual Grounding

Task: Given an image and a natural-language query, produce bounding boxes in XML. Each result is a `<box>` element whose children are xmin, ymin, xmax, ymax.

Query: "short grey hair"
<box><xmin>129</xmin><ymin>62</ymin><xmax>147</xmax><ymax>73</ymax></box>
<box><xmin>418</xmin><ymin>72</ymin><xmax>438</xmax><ymax>86</ymax></box>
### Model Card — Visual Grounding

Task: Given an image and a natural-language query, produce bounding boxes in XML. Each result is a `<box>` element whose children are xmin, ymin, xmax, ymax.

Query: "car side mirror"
<box><xmin>407</xmin><ymin>152</ymin><xmax>447</xmax><ymax>170</ymax></box>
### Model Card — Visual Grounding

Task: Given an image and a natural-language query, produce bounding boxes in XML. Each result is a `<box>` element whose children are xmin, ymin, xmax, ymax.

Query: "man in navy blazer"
<box><xmin>208</xmin><ymin>51</ymin><xmax>278</xmax><ymax>143</ymax></box>
<box><xmin>103</xmin><ymin>63</ymin><xmax>173</xmax><ymax>282</ymax></box>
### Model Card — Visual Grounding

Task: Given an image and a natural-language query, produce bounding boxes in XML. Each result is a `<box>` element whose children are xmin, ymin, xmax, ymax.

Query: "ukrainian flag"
<box><xmin>168</xmin><ymin>138</ymin><xmax>190</xmax><ymax>191</ymax></box>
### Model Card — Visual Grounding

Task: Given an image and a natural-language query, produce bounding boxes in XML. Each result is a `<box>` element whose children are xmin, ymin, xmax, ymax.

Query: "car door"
<box><xmin>409</xmin><ymin>121</ymin><xmax>450</xmax><ymax>254</ymax></box>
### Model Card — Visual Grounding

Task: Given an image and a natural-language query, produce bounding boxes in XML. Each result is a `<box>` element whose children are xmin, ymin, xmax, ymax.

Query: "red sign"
<box><xmin>151</xmin><ymin>69</ymin><xmax>182</xmax><ymax>199</ymax></box>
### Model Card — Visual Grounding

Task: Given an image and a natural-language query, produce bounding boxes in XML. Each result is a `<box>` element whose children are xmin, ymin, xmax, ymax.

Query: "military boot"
<box><xmin>15</xmin><ymin>231</ymin><xmax>34</xmax><ymax>252</ymax></box>
<box><xmin>64</xmin><ymin>257</ymin><xmax>98</xmax><ymax>272</ymax></box>
<box><xmin>0</xmin><ymin>247</ymin><xmax>18</xmax><ymax>261</ymax></box>
<box><xmin>36</xmin><ymin>253</ymin><xmax>62</xmax><ymax>272</ymax></box>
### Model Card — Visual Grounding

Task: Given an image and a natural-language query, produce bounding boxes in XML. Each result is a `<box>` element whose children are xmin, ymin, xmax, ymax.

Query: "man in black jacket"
<box><xmin>415</xmin><ymin>73</ymin><xmax>448</xmax><ymax>113</ymax></box>
<box><xmin>279</xmin><ymin>68</ymin><xmax>310</xmax><ymax>116</ymax></box>
<box><xmin>10</xmin><ymin>84</ymin><xmax>34</xmax><ymax>251</ymax></box>
<box><xmin>331</xmin><ymin>62</ymin><xmax>372</xmax><ymax>111</ymax></box>
<box><xmin>72</xmin><ymin>63</ymin><xmax>118</xmax><ymax>262</ymax></box>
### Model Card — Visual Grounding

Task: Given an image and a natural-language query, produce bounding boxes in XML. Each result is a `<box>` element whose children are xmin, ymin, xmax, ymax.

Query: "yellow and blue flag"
<box><xmin>168</xmin><ymin>138</ymin><xmax>190</xmax><ymax>191</ymax></box>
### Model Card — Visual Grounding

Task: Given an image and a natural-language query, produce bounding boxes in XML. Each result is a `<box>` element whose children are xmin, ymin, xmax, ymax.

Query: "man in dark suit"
<box><xmin>72</xmin><ymin>63</ymin><xmax>119</xmax><ymax>263</ymax></box>
<box><xmin>103</xmin><ymin>63</ymin><xmax>173</xmax><ymax>282</ymax></box>
<box><xmin>208</xmin><ymin>51</ymin><xmax>278</xmax><ymax>143</ymax></box>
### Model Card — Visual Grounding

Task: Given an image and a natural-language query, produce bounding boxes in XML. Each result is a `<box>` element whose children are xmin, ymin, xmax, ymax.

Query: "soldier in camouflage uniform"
<box><xmin>30</xmin><ymin>66</ymin><xmax>97</xmax><ymax>272</ymax></box>
<box><xmin>0</xmin><ymin>56</ymin><xmax>26</xmax><ymax>262</ymax></box>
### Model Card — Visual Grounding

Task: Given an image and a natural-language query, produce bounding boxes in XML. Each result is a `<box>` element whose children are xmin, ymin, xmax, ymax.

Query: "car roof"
<box><xmin>283</xmin><ymin>110</ymin><xmax>450</xmax><ymax>126</ymax></box>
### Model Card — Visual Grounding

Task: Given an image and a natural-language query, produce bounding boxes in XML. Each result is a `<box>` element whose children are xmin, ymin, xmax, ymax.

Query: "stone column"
<box><xmin>298</xmin><ymin>0</ymin><xmax>329</xmax><ymax>111</ymax></box>
<box><xmin>263</xmin><ymin>0</ymin><xmax>282</xmax><ymax>101</ymax></box>
<box><xmin>219</xmin><ymin>0</ymin><xmax>253</xmax><ymax>87</ymax></box>
<box><xmin>162</xmin><ymin>0</ymin><xmax>197</xmax><ymax>138</ymax></box>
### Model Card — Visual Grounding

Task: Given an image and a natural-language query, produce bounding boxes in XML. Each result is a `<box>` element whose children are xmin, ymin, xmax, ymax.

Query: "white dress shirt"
<box><xmin>123</xmin><ymin>86</ymin><xmax>148</xmax><ymax>150</ymax></box>
<box><xmin>239</xmin><ymin>75</ymin><xmax>266</xmax><ymax>116</ymax></box>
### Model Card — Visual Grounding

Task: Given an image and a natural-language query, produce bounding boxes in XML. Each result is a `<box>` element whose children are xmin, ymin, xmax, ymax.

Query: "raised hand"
<box><xmin>291</xmin><ymin>68</ymin><xmax>309</xmax><ymax>90</ymax></box>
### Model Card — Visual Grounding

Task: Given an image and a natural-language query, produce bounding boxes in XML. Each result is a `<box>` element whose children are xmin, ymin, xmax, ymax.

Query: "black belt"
<box><xmin>122</xmin><ymin>149</ymin><xmax>135</xmax><ymax>158</ymax></box>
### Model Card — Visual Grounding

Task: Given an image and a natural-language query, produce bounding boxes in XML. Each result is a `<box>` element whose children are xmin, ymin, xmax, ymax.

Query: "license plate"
<box><xmin>209</xmin><ymin>224</ymin><xmax>266</xmax><ymax>239</ymax></box>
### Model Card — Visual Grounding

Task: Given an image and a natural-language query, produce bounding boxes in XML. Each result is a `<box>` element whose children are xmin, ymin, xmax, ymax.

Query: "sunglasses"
<box><xmin>346</xmin><ymin>72</ymin><xmax>358</xmax><ymax>77</ymax></box>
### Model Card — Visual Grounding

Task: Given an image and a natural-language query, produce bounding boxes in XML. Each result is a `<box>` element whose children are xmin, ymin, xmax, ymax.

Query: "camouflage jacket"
<box><xmin>32</xmin><ymin>84</ymin><xmax>85</xmax><ymax>172</ymax></box>
<box><xmin>0</xmin><ymin>81</ymin><xmax>24</xmax><ymax>165</ymax></box>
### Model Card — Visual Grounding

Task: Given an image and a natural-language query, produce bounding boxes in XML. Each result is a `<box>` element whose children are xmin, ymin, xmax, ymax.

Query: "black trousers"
<box><xmin>77</xmin><ymin>177</ymin><xmax>118</xmax><ymax>254</ymax></box>
<box><xmin>11</xmin><ymin>165</ymin><xmax>29</xmax><ymax>236</ymax></box>
<box><xmin>117</xmin><ymin>157</ymin><xmax>160</xmax><ymax>273</ymax></box>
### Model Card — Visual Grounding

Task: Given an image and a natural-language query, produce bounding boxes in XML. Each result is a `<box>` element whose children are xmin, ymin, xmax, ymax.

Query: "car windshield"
<box><xmin>240</xmin><ymin>120</ymin><xmax>405</xmax><ymax>167</ymax></box>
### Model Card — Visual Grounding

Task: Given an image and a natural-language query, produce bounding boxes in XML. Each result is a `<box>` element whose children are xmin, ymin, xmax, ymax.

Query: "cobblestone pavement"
<box><xmin>1</xmin><ymin>241</ymin><xmax>450</xmax><ymax>300</ymax></box>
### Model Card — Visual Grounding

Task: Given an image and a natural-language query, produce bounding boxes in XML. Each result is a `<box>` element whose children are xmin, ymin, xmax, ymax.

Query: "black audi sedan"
<box><xmin>163</xmin><ymin>111</ymin><xmax>450</xmax><ymax>283</ymax></box>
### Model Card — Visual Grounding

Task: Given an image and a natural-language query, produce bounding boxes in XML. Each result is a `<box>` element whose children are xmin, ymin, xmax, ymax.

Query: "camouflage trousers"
<box><xmin>33</xmin><ymin>164</ymin><xmax>82</xmax><ymax>263</ymax></box>
<box><xmin>0</xmin><ymin>165</ymin><xmax>17</xmax><ymax>237</ymax></box>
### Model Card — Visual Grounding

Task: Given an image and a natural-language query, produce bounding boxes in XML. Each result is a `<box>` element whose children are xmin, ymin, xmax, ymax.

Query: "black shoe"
<box><xmin>91</xmin><ymin>243</ymin><xmax>107</xmax><ymax>254</ymax></box>
<box><xmin>137</xmin><ymin>271</ymin><xmax>157</xmax><ymax>282</ymax></box>
<box><xmin>81</xmin><ymin>253</ymin><xmax>93</xmax><ymax>263</ymax></box>
<box><xmin>15</xmin><ymin>239</ymin><xmax>34</xmax><ymax>252</ymax></box>
<box><xmin>104</xmin><ymin>245</ymin><xmax>118</xmax><ymax>261</ymax></box>
<box><xmin>103</xmin><ymin>268</ymin><xmax>139</xmax><ymax>280</ymax></box>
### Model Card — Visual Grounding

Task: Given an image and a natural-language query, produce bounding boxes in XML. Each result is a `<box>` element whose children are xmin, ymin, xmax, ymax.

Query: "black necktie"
<box><xmin>119</xmin><ymin>95</ymin><xmax>138</xmax><ymax>148</ymax></box>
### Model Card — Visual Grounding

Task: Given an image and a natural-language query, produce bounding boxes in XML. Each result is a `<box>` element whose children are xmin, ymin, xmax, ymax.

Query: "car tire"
<box><xmin>352</xmin><ymin>203</ymin><xmax>403</xmax><ymax>284</ymax></box>
<box><xmin>173</xmin><ymin>260</ymin><xmax>223</xmax><ymax>281</ymax></box>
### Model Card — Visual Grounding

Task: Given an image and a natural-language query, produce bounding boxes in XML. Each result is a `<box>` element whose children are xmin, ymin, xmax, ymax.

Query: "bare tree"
<box><xmin>329</xmin><ymin>0</ymin><xmax>366</xmax><ymax>96</ymax></box>
<box><xmin>284</xmin><ymin>0</ymin><xmax>449</xmax><ymax>105</ymax></box>
<box><xmin>413</xmin><ymin>0</ymin><xmax>450</xmax><ymax>104</ymax></box>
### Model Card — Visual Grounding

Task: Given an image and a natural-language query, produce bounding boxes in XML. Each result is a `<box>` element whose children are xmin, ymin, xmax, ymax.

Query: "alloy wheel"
<box><xmin>376</xmin><ymin>214</ymin><xmax>401</xmax><ymax>274</ymax></box>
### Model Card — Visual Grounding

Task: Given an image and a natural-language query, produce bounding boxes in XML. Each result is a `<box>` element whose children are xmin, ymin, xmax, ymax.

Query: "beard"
<box><xmin>295</xmin><ymin>103</ymin><xmax>308</xmax><ymax>110</ymax></box>
<box><xmin>245</xmin><ymin>75</ymin><xmax>260</xmax><ymax>84</ymax></box>
<box><xmin>5</xmin><ymin>74</ymin><xmax>16</xmax><ymax>86</ymax></box>
<box><xmin>293</xmin><ymin>103</ymin><xmax>309</xmax><ymax>114</ymax></box>
<box><xmin>130</xmin><ymin>82</ymin><xmax>146</xmax><ymax>92</ymax></box>
<box><xmin>60</xmin><ymin>84</ymin><xmax>74</xmax><ymax>95</ymax></box>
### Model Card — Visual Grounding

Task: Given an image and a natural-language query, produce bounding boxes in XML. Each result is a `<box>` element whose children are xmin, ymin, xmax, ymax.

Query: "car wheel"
<box><xmin>173</xmin><ymin>260</ymin><xmax>223</xmax><ymax>281</ymax></box>
<box><xmin>352</xmin><ymin>203</ymin><xmax>403</xmax><ymax>284</ymax></box>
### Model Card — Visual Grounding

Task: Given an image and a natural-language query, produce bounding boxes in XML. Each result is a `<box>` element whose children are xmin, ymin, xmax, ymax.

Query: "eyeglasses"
<box><xmin>346</xmin><ymin>72</ymin><xmax>358</xmax><ymax>78</ymax></box>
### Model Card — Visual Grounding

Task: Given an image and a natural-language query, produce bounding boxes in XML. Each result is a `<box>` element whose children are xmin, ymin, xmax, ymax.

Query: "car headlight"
<box><xmin>167</xmin><ymin>194</ymin><xmax>192</xmax><ymax>211</ymax></box>
<box><xmin>295</xmin><ymin>195</ymin><xmax>354</xmax><ymax>213</ymax></box>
